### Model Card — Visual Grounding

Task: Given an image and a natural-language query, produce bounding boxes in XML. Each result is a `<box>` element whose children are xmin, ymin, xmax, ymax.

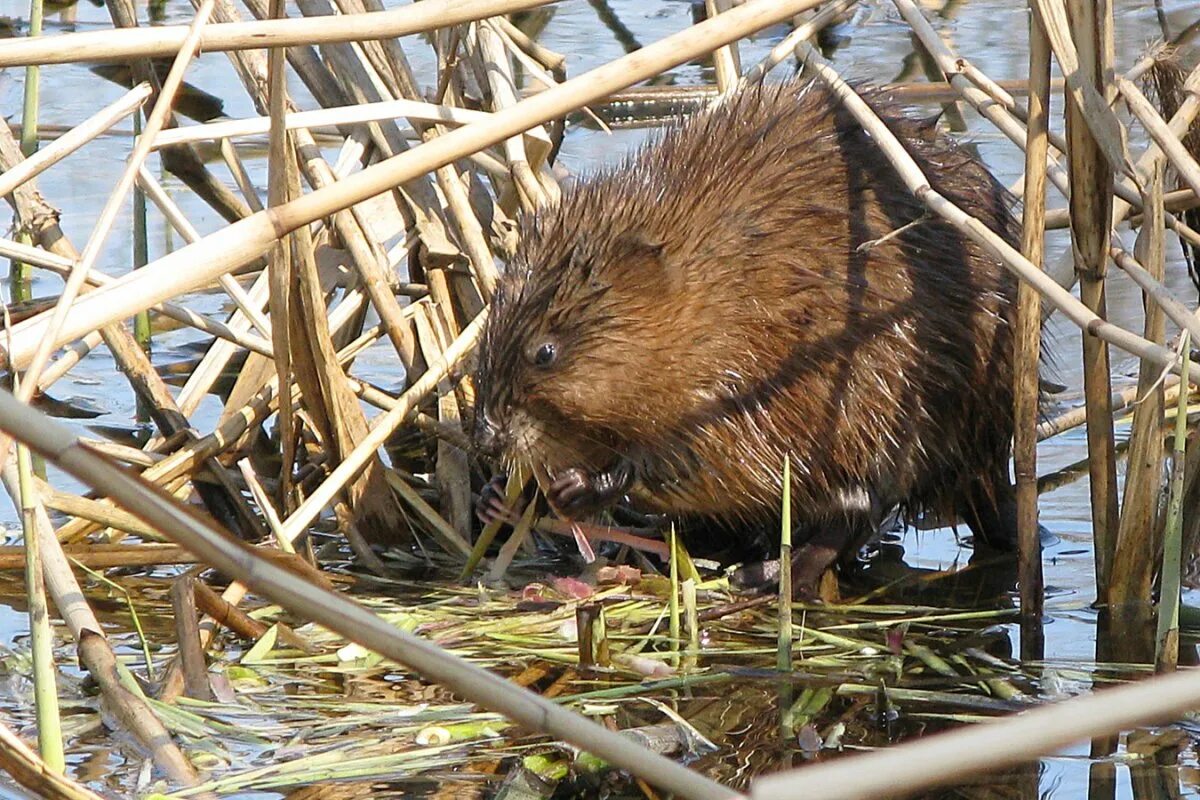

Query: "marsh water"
<box><xmin>0</xmin><ymin>0</ymin><xmax>1198</xmax><ymax>797</ymax></box>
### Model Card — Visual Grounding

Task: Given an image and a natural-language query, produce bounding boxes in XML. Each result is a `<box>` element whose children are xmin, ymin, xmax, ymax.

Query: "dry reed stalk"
<box><xmin>704</xmin><ymin>0</ymin><xmax>741</xmax><ymax>93</ymax></box>
<box><xmin>217</xmin><ymin>139</ymin><xmax>266</xmax><ymax>212</ymax></box>
<box><xmin>170</xmin><ymin>574</ymin><xmax>213</xmax><ymax>701</ymax></box>
<box><xmin>0</xmin><ymin>718</ymin><xmax>106</xmax><ymax>800</ymax></box>
<box><xmin>740</xmin><ymin>0</ymin><xmax>856</xmax><ymax>86</ymax></box>
<box><xmin>1030</xmin><ymin>0</ymin><xmax>1128</xmax><ymax>176</ymax></box>
<box><xmin>0</xmin><ymin>391</ymin><xmax>741</xmax><ymax>800</ymax></box>
<box><xmin>1037</xmin><ymin>379</ymin><xmax>1181</xmax><ymax>441</ymax></box>
<box><xmin>475</xmin><ymin>18</ymin><xmax>550</xmax><ymax>210</ymax></box>
<box><xmin>1062</xmin><ymin>0</ymin><xmax>1119</xmax><ymax>594</ymax></box>
<box><xmin>0</xmin><ymin>121</ymin><xmax>261</xmax><ymax>542</ymax></box>
<box><xmin>136</xmin><ymin>167</ymin><xmax>274</xmax><ymax>337</ymax></box>
<box><xmin>277</xmin><ymin>309</ymin><xmax>487</xmax><ymax>544</ymax></box>
<box><xmin>893</xmin><ymin>0</ymin><xmax>1074</xmax><ymax>206</ymax></box>
<box><xmin>1109</xmin><ymin>164</ymin><xmax>1167</xmax><ymax>610</ymax></box>
<box><xmin>25</xmin><ymin>252</ymin><xmax>275</xmax><ymax>357</ymax></box>
<box><xmin>1120</xmin><ymin>77</ymin><xmax>1200</xmax><ymax>201</ymax></box>
<box><xmin>0</xmin><ymin>84</ymin><xmax>152</xmax><ymax>199</ymax></box>
<box><xmin>412</xmin><ymin>306</ymin><xmax>472</xmax><ymax>546</ymax></box>
<box><xmin>0</xmin><ymin>463</ymin><xmax>199</xmax><ymax>785</ymax></box>
<box><xmin>265</xmin><ymin>0</ymin><xmax>296</xmax><ymax>529</ymax></box>
<box><xmin>0</xmin><ymin>544</ymin><xmax>199</xmax><ymax>569</ymax></box>
<box><xmin>1014</xmin><ymin>0</ymin><xmax>1050</xmax><ymax>641</ymax></box>
<box><xmin>0</xmin><ymin>0</ymin><xmax>553</xmax><ymax>66</ymax></box>
<box><xmin>150</xmin><ymin>98</ymin><xmax>538</xmax><ymax>149</ymax></box>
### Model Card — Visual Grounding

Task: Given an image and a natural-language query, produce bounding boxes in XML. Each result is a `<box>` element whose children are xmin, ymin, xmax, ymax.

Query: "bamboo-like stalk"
<box><xmin>149</xmin><ymin>97</ymin><xmax>539</xmax><ymax>149</ymax></box>
<box><xmin>0</xmin><ymin>544</ymin><xmax>198</xmax><ymax>569</ymax></box>
<box><xmin>705</xmin><ymin>0</ymin><xmax>740</xmax><ymax>93</ymax></box>
<box><xmin>1156</xmin><ymin>334</ymin><xmax>1189</xmax><ymax>672</ymax></box>
<box><xmin>0</xmin><ymin>718</ymin><xmax>104</xmax><ymax>800</ymax></box>
<box><xmin>0</xmin><ymin>390</ymin><xmax>742</xmax><ymax>800</ymax></box>
<box><xmin>16</xmin><ymin>441</ymin><xmax>64</xmax><ymax>772</ymax></box>
<box><xmin>1014</xmin><ymin>0</ymin><xmax>1049</xmax><ymax>647</ymax></box>
<box><xmin>1119</xmin><ymin>78</ymin><xmax>1200</xmax><ymax>202</ymax></box>
<box><xmin>0</xmin><ymin>84</ymin><xmax>151</xmax><ymax>200</ymax></box>
<box><xmin>1109</xmin><ymin>164</ymin><xmax>1167</xmax><ymax>611</ymax></box>
<box><xmin>741</xmin><ymin>0</ymin><xmax>856</xmax><ymax>86</ymax></box>
<box><xmin>10</xmin><ymin>0</ymin><xmax>45</xmax><ymax>305</ymax></box>
<box><xmin>1063</xmin><ymin>0</ymin><xmax>1119</xmax><ymax>595</ymax></box>
<box><xmin>0</xmin><ymin>0</ymin><xmax>553</xmax><ymax>66</ymax></box>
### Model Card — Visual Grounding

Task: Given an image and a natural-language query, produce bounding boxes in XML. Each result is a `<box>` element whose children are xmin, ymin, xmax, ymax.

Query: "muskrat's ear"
<box><xmin>613</xmin><ymin>230</ymin><xmax>666</xmax><ymax>262</ymax></box>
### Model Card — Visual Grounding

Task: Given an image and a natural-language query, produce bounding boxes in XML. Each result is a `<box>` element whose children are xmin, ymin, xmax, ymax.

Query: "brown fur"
<box><xmin>473</xmin><ymin>79</ymin><xmax>1020</xmax><ymax>557</ymax></box>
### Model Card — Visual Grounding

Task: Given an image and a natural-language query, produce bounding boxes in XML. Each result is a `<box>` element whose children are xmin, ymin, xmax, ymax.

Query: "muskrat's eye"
<box><xmin>532</xmin><ymin>341</ymin><xmax>557</xmax><ymax>368</ymax></box>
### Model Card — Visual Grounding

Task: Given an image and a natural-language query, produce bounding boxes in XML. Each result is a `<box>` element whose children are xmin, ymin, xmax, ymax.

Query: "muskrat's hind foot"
<box><xmin>729</xmin><ymin>525</ymin><xmax>852</xmax><ymax>600</ymax></box>
<box><xmin>548</xmin><ymin>461</ymin><xmax>634</xmax><ymax>516</ymax></box>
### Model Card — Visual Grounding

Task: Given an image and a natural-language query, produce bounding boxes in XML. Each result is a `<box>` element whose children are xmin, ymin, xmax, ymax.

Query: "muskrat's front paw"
<box><xmin>548</xmin><ymin>468</ymin><xmax>596</xmax><ymax>515</ymax></box>
<box><xmin>476</xmin><ymin>474</ymin><xmax>520</xmax><ymax>526</ymax></box>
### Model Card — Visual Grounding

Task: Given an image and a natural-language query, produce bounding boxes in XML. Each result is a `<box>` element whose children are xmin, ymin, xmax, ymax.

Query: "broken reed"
<box><xmin>1</xmin><ymin>0</ymin><xmax>1200</xmax><ymax>798</ymax></box>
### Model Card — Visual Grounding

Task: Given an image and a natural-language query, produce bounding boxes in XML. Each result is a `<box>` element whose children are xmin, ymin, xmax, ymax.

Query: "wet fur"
<box><xmin>474</xmin><ymin>79</ymin><xmax>1020</xmax><ymax>558</ymax></box>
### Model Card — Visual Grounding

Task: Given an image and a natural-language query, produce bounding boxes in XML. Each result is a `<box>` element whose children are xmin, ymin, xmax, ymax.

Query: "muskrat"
<box><xmin>472</xmin><ymin>78</ymin><xmax>1021</xmax><ymax>594</ymax></box>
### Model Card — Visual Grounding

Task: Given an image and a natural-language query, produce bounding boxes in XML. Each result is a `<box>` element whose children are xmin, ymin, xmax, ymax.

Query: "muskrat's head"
<box><xmin>472</xmin><ymin>183</ymin><xmax>714</xmax><ymax>504</ymax></box>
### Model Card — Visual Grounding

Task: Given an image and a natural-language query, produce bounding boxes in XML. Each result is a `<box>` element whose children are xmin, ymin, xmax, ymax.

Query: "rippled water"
<box><xmin>0</xmin><ymin>0</ymin><xmax>1198</xmax><ymax>796</ymax></box>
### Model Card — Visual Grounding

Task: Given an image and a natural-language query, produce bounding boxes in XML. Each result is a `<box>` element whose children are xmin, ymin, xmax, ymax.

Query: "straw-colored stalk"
<box><xmin>1119</xmin><ymin>78</ymin><xmax>1200</xmax><ymax>202</ymax></box>
<box><xmin>0</xmin><ymin>389</ymin><xmax>741</xmax><ymax>800</ymax></box>
<box><xmin>1109</xmin><ymin>164</ymin><xmax>1167</xmax><ymax>611</ymax></box>
<box><xmin>1156</xmin><ymin>334</ymin><xmax>1189</xmax><ymax>672</ymax></box>
<box><xmin>0</xmin><ymin>544</ymin><xmax>198</xmax><ymax>570</ymax></box>
<box><xmin>16</xmin><ymin>440</ymin><xmax>63</xmax><ymax>772</ymax></box>
<box><xmin>0</xmin><ymin>0</ymin><xmax>552</xmax><ymax>67</ymax></box>
<box><xmin>704</xmin><ymin>0</ymin><xmax>740</xmax><ymax>93</ymax></box>
<box><xmin>0</xmin><ymin>718</ymin><xmax>104</xmax><ymax>800</ymax></box>
<box><xmin>1014</xmin><ymin>0</ymin><xmax>1050</xmax><ymax>643</ymax></box>
<box><xmin>1062</xmin><ymin>0</ymin><xmax>1119</xmax><ymax>593</ymax></box>
<box><xmin>10</xmin><ymin>0</ymin><xmax>44</xmax><ymax>304</ymax></box>
<box><xmin>777</xmin><ymin>456</ymin><xmax>794</xmax><ymax>735</ymax></box>
<box><xmin>740</xmin><ymin>0</ymin><xmax>856</xmax><ymax>86</ymax></box>
<box><xmin>0</xmin><ymin>84</ymin><xmax>151</xmax><ymax>199</ymax></box>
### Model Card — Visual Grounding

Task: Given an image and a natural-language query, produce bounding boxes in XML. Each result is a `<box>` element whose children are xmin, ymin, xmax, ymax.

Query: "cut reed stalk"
<box><xmin>1014</xmin><ymin>0</ymin><xmax>1050</xmax><ymax>642</ymax></box>
<box><xmin>0</xmin><ymin>0</ymin><xmax>554</xmax><ymax>67</ymax></box>
<box><xmin>705</xmin><ymin>0</ymin><xmax>740</xmax><ymax>93</ymax></box>
<box><xmin>16</xmin><ymin>439</ymin><xmax>63</xmax><ymax>772</ymax></box>
<box><xmin>1110</xmin><ymin>164</ymin><xmax>1168</xmax><ymax>611</ymax></box>
<box><xmin>0</xmin><ymin>84</ymin><xmax>151</xmax><ymax>200</ymax></box>
<box><xmin>0</xmin><ymin>718</ymin><xmax>104</xmax><ymax>800</ymax></box>
<box><xmin>1156</xmin><ymin>335</ymin><xmax>1189</xmax><ymax>672</ymax></box>
<box><xmin>1062</xmin><ymin>0</ymin><xmax>1119</xmax><ymax>595</ymax></box>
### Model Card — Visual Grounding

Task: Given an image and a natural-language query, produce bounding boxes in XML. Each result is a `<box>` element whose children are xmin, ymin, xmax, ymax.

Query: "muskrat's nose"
<box><xmin>473</xmin><ymin>409</ymin><xmax>505</xmax><ymax>459</ymax></box>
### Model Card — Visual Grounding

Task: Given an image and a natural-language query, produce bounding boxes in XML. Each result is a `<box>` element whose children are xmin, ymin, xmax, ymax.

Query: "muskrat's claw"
<box><xmin>548</xmin><ymin>468</ymin><xmax>595</xmax><ymax>515</ymax></box>
<box><xmin>476</xmin><ymin>474</ymin><xmax>521</xmax><ymax>526</ymax></box>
